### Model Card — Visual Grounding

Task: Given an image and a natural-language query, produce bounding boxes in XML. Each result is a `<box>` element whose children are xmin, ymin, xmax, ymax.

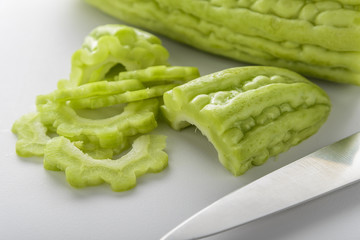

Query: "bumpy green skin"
<box><xmin>85</xmin><ymin>0</ymin><xmax>360</xmax><ymax>85</ymax></box>
<box><xmin>68</xmin><ymin>24</ymin><xmax>169</xmax><ymax>86</ymax></box>
<box><xmin>12</xmin><ymin>112</ymin><xmax>51</xmax><ymax>157</ymax></box>
<box><xmin>43</xmin><ymin>135</ymin><xmax>168</xmax><ymax>191</ymax></box>
<box><xmin>162</xmin><ymin>66</ymin><xmax>331</xmax><ymax>175</ymax></box>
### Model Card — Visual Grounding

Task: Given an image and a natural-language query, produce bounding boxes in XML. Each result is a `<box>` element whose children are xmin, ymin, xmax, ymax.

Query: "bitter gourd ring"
<box><xmin>69</xmin><ymin>24</ymin><xmax>169</xmax><ymax>86</ymax></box>
<box><xmin>11</xmin><ymin>24</ymin><xmax>202</xmax><ymax>192</ymax></box>
<box><xmin>44</xmin><ymin>135</ymin><xmax>168</xmax><ymax>191</ymax></box>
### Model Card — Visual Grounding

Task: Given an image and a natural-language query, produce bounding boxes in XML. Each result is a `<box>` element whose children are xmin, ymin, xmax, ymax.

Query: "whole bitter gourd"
<box><xmin>85</xmin><ymin>0</ymin><xmax>360</xmax><ymax>85</ymax></box>
<box><xmin>161</xmin><ymin>66</ymin><xmax>331</xmax><ymax>175</ymax></box>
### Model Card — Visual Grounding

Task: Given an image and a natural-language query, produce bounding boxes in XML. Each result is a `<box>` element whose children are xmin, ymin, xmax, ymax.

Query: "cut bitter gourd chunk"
<box><xmin>85</xmin><ymin>0</ymin><xmax>360</xmax><ymax>85</ymax></box>
<box><xmin>162</xmin><ymin>66</ymin><xmax>331</xmax><ymax>175</ymax></box>
<box><xmin>43</xmin><ymin>135</ymin><xmax>168</xmax><ymax>191</ymax></box>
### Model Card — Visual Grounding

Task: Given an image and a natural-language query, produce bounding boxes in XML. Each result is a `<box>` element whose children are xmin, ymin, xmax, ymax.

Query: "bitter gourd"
<box><xmin>12</xmin><ymin>24</ymin><xmax>201</xmax><ymax>191</ymax></box>
<box><xmin>68</xmin><ymin>83</ymin><xmax>178</xmax><ymax>109</ymax></box>
<box><xmin>38</xmin><ymin>99</ymin><xmax>159</xmax><ymax>149</ymax></box>
<box><xmin>85</xmin><ymin>0</ymin><xmax>360</xmax><ymax>85</ymax></box>
<box><xmin>11</xmin><ymin>112</ymin><xmax>51</xmax><ymax>157</ymax></box>
<box><xmin>43</xmin><ymin>135</ymin><xmax>168</xmax><ymax>191</ymax></box>
<box><xmin>67</xmin><ymin>24</ymin><xmax>169</xmax><ymax>87</ymax></box>
<box><xmin>161</xmin><ymin>66</ymin><xmax>331</xmax><ymax>175</ymax></box>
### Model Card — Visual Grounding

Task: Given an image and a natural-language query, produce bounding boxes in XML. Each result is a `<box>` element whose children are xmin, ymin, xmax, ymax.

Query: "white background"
<box><xmin>1</xmin><ymin>1</ymin><xmax>360</xmax><ymax>239</ymax></box>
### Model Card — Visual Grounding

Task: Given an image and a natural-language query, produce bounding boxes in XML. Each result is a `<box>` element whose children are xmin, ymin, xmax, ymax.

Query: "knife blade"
<box><xmin>161</xmin><ymin>132</ymin><xmax>360</xmax><ymax>240</ymax></box>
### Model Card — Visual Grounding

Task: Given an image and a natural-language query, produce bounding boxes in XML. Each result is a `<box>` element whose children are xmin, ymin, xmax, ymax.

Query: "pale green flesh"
<box><xmin>53</xmin><ymin>79</ymin><xmax>145</xmax><ymax>101</ymax></box>
<box><xmin>116</xmin><ymin>65</ymin><xmax>200</xmax><ymax>83</ymax></box>
<box><xmin>11</xmin><ymin>24</ymin><xmax>202</xmax><ymax>192</ymax></box>
<box><xmin>70</xmin><ymin>24</ymin><xmax>170</xmax><ymax>86</ymax></box>
<box><xmin>11</xmin><ymin>112</ymin><xmax>51</xmax><ymax>157</ymax></box>
<box><xmin>85</xmin><ymin>0</ymin><xmax>360</xmax><ymax>85</ymax></box>
<box><xmin>162</xmin><ymin>66</ymin><xmax>331</xmax><ymax>175</ymax></box>
<box><xmin>44</xmin><ymin>135</ymin><xmax>168</xmax><ymax>191</ymax></box>
<box><xmin>12</xmin><ymin>21</ymin><xmax>332</xmax><ymax>191</ymax></box>
<box><xmin>45</xmin><ymin>99</ymin><xmax>159</xmax><ymax>149</ymax></box>
<box><xmin>69</xmin><ymin>83</ymin><xmax>178</xmax><ymax>109</ymax></box>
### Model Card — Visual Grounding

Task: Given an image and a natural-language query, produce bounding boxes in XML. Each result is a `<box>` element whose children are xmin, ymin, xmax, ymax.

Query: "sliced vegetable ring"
<box><xmin>69</xmin><ymin>24</ymin><xmax>170</xmax><ymax>86</ymax></box>
<box><xmin>12</xmin><ymin>112</ymin><xmax>51</xmax><ymax>157</ymax></box>
<box><xmin>12</xmin><ymin>24</ymin><xmax>200</xmax><ymax>191</ymax></box>
<box><xmin>44</xmin><ymin>135</ymin><xmax>168</xmax><ymax>192</ymax></box>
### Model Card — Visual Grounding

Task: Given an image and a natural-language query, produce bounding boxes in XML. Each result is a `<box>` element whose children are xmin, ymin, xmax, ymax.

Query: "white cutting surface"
<box><xmin>1</xmin><ymin>1</ymin><xmax>360</xmax><ymax>240</ymax></box>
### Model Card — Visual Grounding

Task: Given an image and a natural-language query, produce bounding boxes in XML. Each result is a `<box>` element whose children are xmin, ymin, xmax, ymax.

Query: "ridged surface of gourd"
<box><xmin>161</xmin><ymin>66</ymin><xmax>331</xmax><ymax>175</ymax></box>
<box><xmin>85</xmin><ymin>0</ymin><xmax>360</xmax><ymax>85</ymax></box>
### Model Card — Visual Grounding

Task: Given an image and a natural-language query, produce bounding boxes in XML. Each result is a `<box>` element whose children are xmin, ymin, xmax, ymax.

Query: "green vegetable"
<box><xmin>12</xmin><ymin>24</ymin><xmax>199</xmax><ymax>191</ymax></box>
<box><xmin>161</xmin><ymin>66</ymin><xmax>331</xmax><ymax>175</ymax></box>
<box><xmin>38</xmin><ymin>99</ymin><xmax>159</xmax><ymax>149</ymax></box>
<box><xmin>11</xmin><ymin>112</ymin><xmax>51</xmax><ymax>157</ymax></box>
<box><xmin>85</xmin><ymin>0</ymin><xmax>360</xmax><ymax>85</ymax></box>
<box><xmin>43</xmin><ymin>135</ymin><xmax>168</xmax><ymax>191</ymax></box>
<box><xmin>68</xmin><ymin>24</ymin><xmax>169</xmax><ymax>87</ymax></box>
<box><xmin>69</xmin><ymin>83</ymin><xmax>178</xmax><ymax>109</ymax></box>
<box><xmin>50</xmin><ymin>79</ymin><xmax>145</xmax><ymax>102</ymax></box>
<box><xmin>116</xmin><ymin>65</ymin><xmax>200</xmax><ymax>84</ymax></box>
<box><xmin>75</xmin><ymin>139</ymin><xmax>130</xmax><ymax>160</ymax></box>
<box><xmin>38</xmin><ymin>65</ymin><xmax>200</xmax><ymax>110</ymax></box>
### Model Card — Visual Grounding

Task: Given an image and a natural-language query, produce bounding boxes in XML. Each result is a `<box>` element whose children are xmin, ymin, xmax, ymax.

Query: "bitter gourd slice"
<box><xmin>12</xmin><ymin>112</ymin><xmax>51</xmax><ymax>157</ymax></box>
<box><xmin>12</xmin><ymin>24</ymin><xmax>203</xmax><ymax>191</ymax></box>
<box><xmin>43</xmin><ymin>135</ymin><xmax>168</xmax><ymax>191</ymax></box>
<box><xmin>75</xmin><ymin>140</ymin><xmax>130</xmax><ymax>160</ymax></box>
<box><xmin>85</xmin><ymin>0</ymin><xmax>360</xmax><ymax>85</ymax></box>
<box><xmin>116</xmin><ymin>65</ymin><xmax>200</xmax><ymax>84</ymax></box>
<box><xmin>69</xmin><ymin>83</ymin><xmax>178</xmax><ymax>109</ymax></box>
<box><xmin>51</xmin><ymin>79</ymin><xmax>144</xmax><ymax>102</ymax></box>
<box><xmin>161</xmin><ymin>66</ymin><xmax>331</xmax><ymax>175</ymax></box>
<box><xmin>69</xmin><ymin>24</ymin><xmax>169</xmax><ymax>86</ymax></box>
<box><xmin>38</xmin><ymin>99</ymin><xmax>159</xmax><ymax>149</ymax></box>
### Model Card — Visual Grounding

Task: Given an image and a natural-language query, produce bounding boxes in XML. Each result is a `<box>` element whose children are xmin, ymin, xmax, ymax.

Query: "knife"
<box><xmin>161</xmin><ymin>132</ymin><xmax>360</xmax><ymax>240</ymax></box>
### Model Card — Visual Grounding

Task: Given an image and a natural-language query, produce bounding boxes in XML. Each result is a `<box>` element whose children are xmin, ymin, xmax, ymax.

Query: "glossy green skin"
<box><xmin>162</xmin><ymin>66</ymin><xmax>331</xmax><ymax>175</ymax></box>
<box><xmin>85</xmin><ymin>0</ymin><xmax>360</xmax><ymax>85</ymax></box>
<box><xmin>44</xmin><ymin>135</ymin><xmax>168</xmax><ymax>192</ymax></box>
